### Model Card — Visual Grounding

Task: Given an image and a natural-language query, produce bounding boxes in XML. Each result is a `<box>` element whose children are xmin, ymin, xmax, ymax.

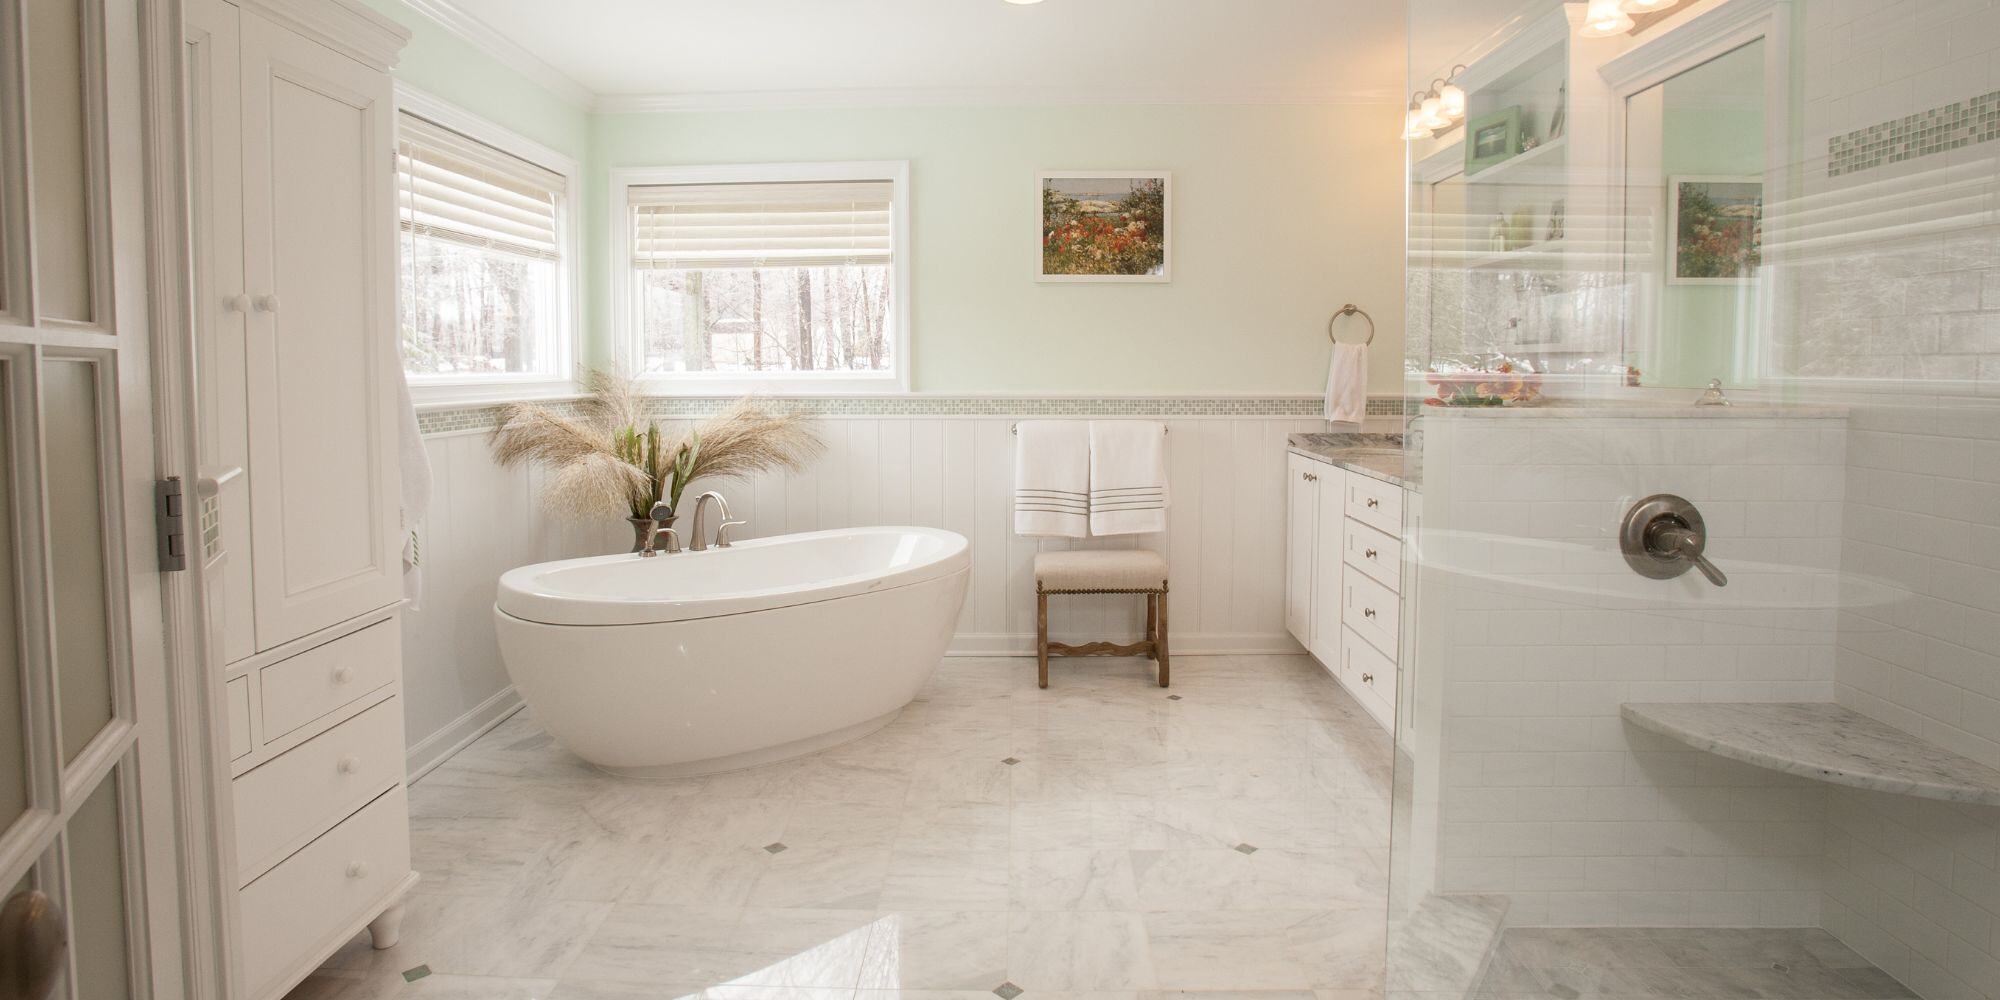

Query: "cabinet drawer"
<box><xmin>1343</xmin><ymin>571</ymin><xmax>1400</xmax><ymax>659</ymax></box>
<box><xmin>1343</xmin><ymin>517</ymin><xmax>1401</xmax><ymax>592</ymax></box>
<box><xmin>239</xmin><ymin>785</ymin><xmax>409</xmax><ymax>996</ymax></box>
<box><xmin>1340</xmin><ymin>627</ymin><xmax>1396</xmax><ymax>729</ymax></box>
<box><xmin>234</xmin><ymin>696</ymin><xmax>404</xmax><ymax>882</ymax></box>
<box><xmin>226</xmin><ymin>675</ymin><xmax>253</xmax><ymax>760</ymax></box>
<box><xmin>1345</xmin><ymin>473</ymin><xmax>1403</xmax><ymax>535</ymax></box>
<box><xmin>261</xmin><ymin>619</ymin><xmax>398</xmax><ymax>740</ymax></box>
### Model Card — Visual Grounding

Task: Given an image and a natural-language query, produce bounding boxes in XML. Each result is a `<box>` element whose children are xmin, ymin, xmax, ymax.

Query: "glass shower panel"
<box><xmin>1393</xmin><ymin>4</ymin><xmax>2000</xmax><ymax>1000</ymax></box>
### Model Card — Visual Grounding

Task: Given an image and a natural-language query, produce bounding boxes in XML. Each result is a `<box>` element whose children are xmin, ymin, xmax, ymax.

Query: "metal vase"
<box><xmin>628</xmin><ymin>514</ymin><xmax>678</xmax><ymax>553</ymax></box>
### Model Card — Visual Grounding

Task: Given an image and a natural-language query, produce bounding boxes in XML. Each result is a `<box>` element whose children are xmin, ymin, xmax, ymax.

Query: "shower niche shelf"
<box><xmin>1621</xmin><ymin>702</ymin><xmax>2000</xmax><ymax>806</ymax></box>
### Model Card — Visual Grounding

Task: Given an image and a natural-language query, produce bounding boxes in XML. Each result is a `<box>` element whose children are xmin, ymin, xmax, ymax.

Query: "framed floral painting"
<box><xmin>1667</xmin><ymin>175</ymin><xmax>1763</xmax><ymax>284</ymax></box>
<box><xmin>1037</xmin><ymin>172</ymin><xmax>1170</xmax><ymax>282</ymax></box>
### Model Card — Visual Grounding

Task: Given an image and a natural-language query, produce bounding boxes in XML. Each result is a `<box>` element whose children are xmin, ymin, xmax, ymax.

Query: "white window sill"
<box><xmin>632</xmin><ymin>372</ymin><xmax>910</xmax><ymax>397</ymax></box>
<box><xmin>408</xmin><ymin>377</ymin><xmax>580</xmax><ymax>410</ymax></box>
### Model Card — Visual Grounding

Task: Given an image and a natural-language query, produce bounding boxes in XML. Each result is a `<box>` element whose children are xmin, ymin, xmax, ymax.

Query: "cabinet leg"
<box><xmin>367</xmin><ymin>902</ymin><xmax>405</xmax><ymax>950</ymax></box>
<box><xmin>1156</xmin><ymin>591</ymin><xmax>1171</xmax><ymax>688</ymax></box>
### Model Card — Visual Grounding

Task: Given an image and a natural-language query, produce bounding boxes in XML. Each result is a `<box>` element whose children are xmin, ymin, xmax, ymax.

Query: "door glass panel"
<box><xmin>65</xmin><ymin>773</ymin><xmax>130</xmax><ymax>1000</ymax></box>
<box><xmin>24</xmin><ymin>0</ymin><xmax>94</xmax><ymax>323</ymax></box>
<box><xmin>0</xmin><ymin>365</ymin><xmax>25</xmax><ymax>825</ymax></box>
<box><xmin>42</xmin><ymin>359</ymin><xmax>111</xmax><ymax>763</ymax></box>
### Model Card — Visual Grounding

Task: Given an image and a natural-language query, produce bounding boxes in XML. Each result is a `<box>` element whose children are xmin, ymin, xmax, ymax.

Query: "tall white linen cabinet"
<box><xmin>182</xmin><ymin>2</ymin><xmax>415</xmax><ymax>997</ymax></box>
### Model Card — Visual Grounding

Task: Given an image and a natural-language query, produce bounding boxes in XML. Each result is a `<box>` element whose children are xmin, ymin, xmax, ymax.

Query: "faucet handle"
<box><xmin>715</xmin><ymin>519</ymin><xmax>747</xmax><ymax>548</ymax></box>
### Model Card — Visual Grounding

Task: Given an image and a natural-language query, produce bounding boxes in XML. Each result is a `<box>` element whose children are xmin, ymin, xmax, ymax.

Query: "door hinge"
<box><xmin>155</xmin><ymin>477</ymin><xmax>187</xmax><ymax>572</ymax></box>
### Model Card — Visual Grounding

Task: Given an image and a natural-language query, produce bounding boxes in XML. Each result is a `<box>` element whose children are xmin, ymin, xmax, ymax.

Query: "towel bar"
<box><xmin>1328</xmin><ymin>303</ymin><xmax>1375</xmax><ymax>345</ymax></box>
<box><xmin>1011</xmin><ymin>422</ymin><xmax>1168</xmax><ymax>435</ymax></box>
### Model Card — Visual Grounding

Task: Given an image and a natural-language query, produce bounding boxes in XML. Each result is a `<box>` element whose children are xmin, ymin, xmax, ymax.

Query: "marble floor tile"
<box><xmin>287</xmin><ymin>655</ymin><xmax>1398</xmax><ymax>1000</ymax></box>
<box><xmin>857</xmin><ymin>910</ymin><xmax>1010</xmax><ymax>990</ymax></box>
<box><xmin>1467</xmin><ymin>927</ymin><xmax>1918</xmax><ymax>1000</ymax></box>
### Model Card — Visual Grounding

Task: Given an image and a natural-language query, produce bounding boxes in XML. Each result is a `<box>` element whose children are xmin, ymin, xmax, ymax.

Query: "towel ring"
<box><xmin>1328</xmin><ymin>304</ymin><xmax>1375</xmax><ymax>346</ymax></box>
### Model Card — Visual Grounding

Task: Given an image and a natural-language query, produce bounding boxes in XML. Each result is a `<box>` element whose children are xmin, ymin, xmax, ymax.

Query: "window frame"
<box><xmin>610</xmin><ymin>161</ymin><xmax>913</xmax><ymax>395</ymax></box>
<box><xmin>394</xmin><ymin>84</ymin><xmax>583</xmax><ymax>406</ymax></box>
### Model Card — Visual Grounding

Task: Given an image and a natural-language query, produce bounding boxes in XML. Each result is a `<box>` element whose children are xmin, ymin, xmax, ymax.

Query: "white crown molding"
<box><xmin>242</xmin><ymin>0</ymin><xmax>411</xmax><ymax>71</ymax></box>
<box><xmin>592</xmin><ymin>84</ymin><xmax>1404</xmax><ymax>114</ymax></box>
<box><xmin>398</xmin><ymin>0</ymin><xmax>595</xmax><ymax>109</ymax></box>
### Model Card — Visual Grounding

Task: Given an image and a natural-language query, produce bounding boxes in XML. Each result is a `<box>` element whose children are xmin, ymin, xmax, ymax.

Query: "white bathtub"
<box><xmin>494</xmin><ymin>526</ymin><xmax>971</xmax><ymax>776</ymax></box>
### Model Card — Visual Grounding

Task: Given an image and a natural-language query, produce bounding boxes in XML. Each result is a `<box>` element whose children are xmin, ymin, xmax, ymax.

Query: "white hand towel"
<box><xmin>397</xmin><ymin>373</ymin><xmax>433</xmax><ymax>609</ymax></box>
<box><xmin>1088</xmin><ymin>420</ymin><xmax>1168</xmax><ymax>536</ymax></box>
<box><xmin>1324</xmin><ymin>341</ymin><xmax>1369</xmax><ymax>425</ymax></box>
<box><xmin>1013</xmin><ymin>420</ymin><xmax>1090</xmax><ymax>538</ymax></box>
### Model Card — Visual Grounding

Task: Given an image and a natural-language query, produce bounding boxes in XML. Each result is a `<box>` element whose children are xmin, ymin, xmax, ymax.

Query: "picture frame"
<box><xmin>1465</xmin><ymin>106</ymin><xmax>1523</xmax><ymax>175</ymax></box>
<box><xmin>1666</xmin><ymin>174</ymin><xmax>1763</xmax><ymax>284</ymax></box>
<box><xmin>1037</xmin><ymin>171</ymin><xmax>1172</xmax><ymax>282</ymax></box>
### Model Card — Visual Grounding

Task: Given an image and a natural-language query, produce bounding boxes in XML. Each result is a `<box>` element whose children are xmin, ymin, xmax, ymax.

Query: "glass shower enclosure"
<box><xmin>1391</xmin><ymin>2</ymin><xmax>2000</xmax><ymax>1000</ymax></box>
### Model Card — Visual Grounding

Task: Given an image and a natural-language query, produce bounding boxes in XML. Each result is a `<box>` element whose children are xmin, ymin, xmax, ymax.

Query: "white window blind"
<box><xmin>397</xmin><ymin>112</ymin><xmax>566</xmax><ymax>262</ymax></box>
<box><xmin>630</xmin><ymin>180</ymin><xmax>894</xmax><ymax>270</ymax></box>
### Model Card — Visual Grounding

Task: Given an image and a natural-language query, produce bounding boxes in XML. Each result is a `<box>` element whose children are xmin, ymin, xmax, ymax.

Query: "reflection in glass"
<box><xmin>0</xmin><ymin>366</ymin><xmax>25</xmax><ymax>825</ymax></box>
<box><xmin>67</xmin><ymin>773</ymin><xmax>131</xmax><ymax>1000</ymax></box>
<box><xmin>43</xmin><ymin>359</ymin><xmax>113</xmax><ymax>764</ymax></box>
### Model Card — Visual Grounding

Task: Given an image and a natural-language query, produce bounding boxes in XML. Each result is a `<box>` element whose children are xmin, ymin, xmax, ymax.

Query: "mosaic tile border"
<box><xmin>1829</xmin><ymin>89</ymin><xmax>2000</xmax><ymax>177</ymax></box>
<box><xmin>416</xmin><ymin>394</ymin><xmax>1413</xmax><ymax>435</ymax></box>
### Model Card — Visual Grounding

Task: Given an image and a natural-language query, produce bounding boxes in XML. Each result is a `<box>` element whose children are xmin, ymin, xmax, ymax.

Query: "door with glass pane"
<box><xmin>0</xmin><ymin>0</ymin><xmax>182</xmax><ymax>997</ymax></box>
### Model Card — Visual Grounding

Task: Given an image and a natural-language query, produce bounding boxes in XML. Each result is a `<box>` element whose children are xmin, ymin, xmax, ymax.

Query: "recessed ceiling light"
<box><xmin>1003</xmin><ymin>0</ymin><xmax>1046</xmax><ymax>5</ymax></box>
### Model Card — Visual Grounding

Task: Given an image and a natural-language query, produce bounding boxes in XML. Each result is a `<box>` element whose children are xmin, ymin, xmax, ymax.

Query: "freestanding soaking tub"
<box><xmin>495</xmin><ymin>525</ymin><xmax>971</xmax><ymax>776</ymax></box>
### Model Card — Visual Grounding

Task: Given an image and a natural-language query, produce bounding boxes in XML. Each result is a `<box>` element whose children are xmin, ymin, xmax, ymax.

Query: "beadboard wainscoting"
<box><xmin>402</xmin><ymin>411</ymin><xmax>1326</xmax><ymax>774</ymax></box>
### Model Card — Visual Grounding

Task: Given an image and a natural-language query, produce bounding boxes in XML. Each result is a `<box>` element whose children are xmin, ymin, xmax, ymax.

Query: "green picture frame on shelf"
<box><xmin>1465</xmin><ymin>105</ymin><xmax>1523</xmax><ymax>176</ymax></box>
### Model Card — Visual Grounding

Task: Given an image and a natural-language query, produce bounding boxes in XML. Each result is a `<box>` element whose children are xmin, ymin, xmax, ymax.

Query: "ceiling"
<box><xmin>425</xmin><ymin>0</ymin><xmax>1410</xmax><ymax>110</ymax></box>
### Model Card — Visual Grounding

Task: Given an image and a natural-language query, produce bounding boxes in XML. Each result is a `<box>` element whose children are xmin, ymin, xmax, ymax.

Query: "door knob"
<box><xmin>224</xmin><ymin>294</ymin><xmax>251</xmax><ymax>313</ymax></box>
<box><xmin>346</xmin><ymin>861</ymin><xmax>369</xmax><ymax>879</ymax></box>
<box><xmin>252</xmin><ymin>293</ymin><xmax>279</xmax><ymax>313</ymax></box>
<box><xmin>337</xmin><ymin>755</ymin><xmax>361</xmax><ymax>774</ymax></box>
<box><xmin>0</xmin><ymin>890</ymin><xmax>67</xmax><ymax>1000</ymax></box>
<box><xmin>331</xmin><ymin>666</ymin><xmax>354</xmax><ymax>686</ymax></box>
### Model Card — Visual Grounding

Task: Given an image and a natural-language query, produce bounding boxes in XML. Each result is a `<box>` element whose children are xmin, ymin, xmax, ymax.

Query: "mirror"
<box><xmin>1622</xmin><ymin>38</ymin><xmax>1767</xmax><ymax>390</ymax></box>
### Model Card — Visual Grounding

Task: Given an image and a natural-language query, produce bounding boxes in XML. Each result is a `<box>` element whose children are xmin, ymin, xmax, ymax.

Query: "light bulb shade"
<box><xmin>1580</xmin><ymin>0</ymin><xmax>1634</xmax><ymax>36</ymax></box>
<box><xmin>1418</xmin><ymin>94</ymin><xmax>1448</xmax><ymax>128</ymax></box>
<box><xmin>1438</xmin><ymin>82</ymin><xmax>1467</xmax><ymax>120</ymax></box>
<box><xmin>1402</xmin><ymin>108</ymin><xmax>1431</xmax><ymax>140</ymax></box>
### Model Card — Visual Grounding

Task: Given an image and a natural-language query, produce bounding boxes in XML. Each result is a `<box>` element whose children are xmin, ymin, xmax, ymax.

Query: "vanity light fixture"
<box><xmin>1003</xmin><ymin>0</ymin><xmax>1046</xmax><ymax>5</ymax></box>
<box><xmin>1402</xmin><ymin>65</ymin><xmax>1469</xmax><ymax>141</ymax></box>
<box><xmin>1619</xmin><ymin>0</ymin><xmax>1678</xmax><ymax>9</ymax></box>
<box><xmin>1580</xmin><ymin>0</ymin><xmax>1636</xmax><ymax>36</ymax></box>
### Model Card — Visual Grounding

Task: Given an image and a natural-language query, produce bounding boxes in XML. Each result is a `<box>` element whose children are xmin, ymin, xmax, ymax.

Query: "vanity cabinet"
<box><xmin>1284</xmin><ymin>454</ymin><xmax>1404</xmax><ymax>730</ymax></box>
<box><xmin>184</xmin><ymin>2</ymin><xmax>413</xmax><ymax>998</ymax></box>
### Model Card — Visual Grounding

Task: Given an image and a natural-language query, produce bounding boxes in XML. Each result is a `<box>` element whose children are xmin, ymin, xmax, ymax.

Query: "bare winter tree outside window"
<box><xmin>397</xmin><ymin>111</ymin><xmax>569</xmax><ymax>378</ymax></box>
<box><xmin>629</xmin><ymin>177</ymin><xmax>897</xmax><ymax>377</ymax></box>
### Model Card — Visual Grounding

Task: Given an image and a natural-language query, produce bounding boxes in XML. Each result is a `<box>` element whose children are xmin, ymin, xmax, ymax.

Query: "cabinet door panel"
<box><xmin>239</xmin><ymin>16</ymin><xmax>400</xmax><ymax>648</ymax></box>
<box><xmin>1309</xmin><ymin>469</ymin><xmax>1345</xmax><ymax>665</ymax></box>
<box><xmin>1284</xmin><ymin>454</ymin><xmax>1318</xmax><ymax>646</ymax></box>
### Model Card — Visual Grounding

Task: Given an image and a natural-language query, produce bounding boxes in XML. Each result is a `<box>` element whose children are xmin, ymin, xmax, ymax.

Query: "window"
<box><xmin>614</xmin><ymin>163</ymin><xmax>911</xmax><ymax>392</ymax></box>
<box><xmin>395</xmin><ymin>98</ymin><xmax>575</xmax><ymax>388</ymax></box>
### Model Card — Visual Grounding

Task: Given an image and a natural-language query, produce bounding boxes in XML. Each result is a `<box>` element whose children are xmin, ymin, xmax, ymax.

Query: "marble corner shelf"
<box><xmin>1621</xmin><ymin>702</ymin><xmax>2000</xmax><ymax>807</ymax></box>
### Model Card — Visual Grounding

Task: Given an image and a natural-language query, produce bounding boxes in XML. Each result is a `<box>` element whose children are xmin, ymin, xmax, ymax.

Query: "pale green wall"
<box><xmin>369</xmin><ymin>2</ymin><xmax>1408</xmax><ymax>396</ymax></box>
<box><xmin>588</xmin><ymin>104</ymin><xmax>1408</xmax><ymax>394</ymax></box>
<box><xmin>361</xmin><ymin>0</ymin><xmax>589</xmax><ymax>158</ymax></box>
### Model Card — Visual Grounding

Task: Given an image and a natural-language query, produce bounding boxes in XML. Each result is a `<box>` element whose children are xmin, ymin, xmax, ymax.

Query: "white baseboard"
<box><xmin>406</xmin><ymin>684</ymin><xmax>525</xmax><ymax>782</ymax></box>
<box><xmin>947</xmin><ymin>632</ymin><xmax>1305</xmax><ymax>656</ymax></box>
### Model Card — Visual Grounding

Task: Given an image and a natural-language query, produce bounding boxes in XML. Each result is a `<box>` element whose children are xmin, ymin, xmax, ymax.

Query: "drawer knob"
<box><xmin>346</xmin><ymin>861</ymin><xmax>369</xmax><ymax>880</ymax></box>
<box><xmin>1366</xmin><ymin>498</ymin><xmax>1380</xmax><ymax>509</ymax></box>
<box><xmin>331</xmin><ymin>666</ymin><xmax>354</xmax><ymax>686</ymax></box>
<box><xmin>1362</xmin><ymin>673</ymin><xmax>1375</xmax><ymax>684</ymax></box>
<box><xmin>1365</xmin><ymin>548</ymin><xmax>1378</xmax><ymax>559</ymax></box>
<box><xmin>1363</xmin><ymin>608</ymin><xmax>1377</xmax><ymax>619</ymax></box>
<box><xmin>337</xmin><ymin>755</ymin><xmax>361</xmax><ymax>775</ymax></box>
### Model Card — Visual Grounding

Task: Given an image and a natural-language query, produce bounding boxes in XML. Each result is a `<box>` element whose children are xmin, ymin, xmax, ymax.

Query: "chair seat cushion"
<box><xmin>1034</xmin><ymin>550</ymin><xmax>1168</xmax><ymax>592</ymax></box>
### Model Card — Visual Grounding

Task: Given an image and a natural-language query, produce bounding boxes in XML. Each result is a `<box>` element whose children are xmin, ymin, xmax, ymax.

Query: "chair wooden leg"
<box><xmin>1156</xmin><ymin>590</ymin><xmax>1171</xmax><ymax>687</ymax></box>
<box><xmin>1036</xmin><ymin>591</ymin><xmax>1050</xmax><ymax>689</ymax></box>
<box><xmin>1145</xmin><ymin>594</ymin><xmax>1158</xmax><ymax>657</ymax></box>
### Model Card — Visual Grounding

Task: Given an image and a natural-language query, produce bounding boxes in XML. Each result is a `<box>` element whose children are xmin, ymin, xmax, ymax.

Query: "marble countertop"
<box><xmin>1621</xmin><ymin>702</ymin><xmax>2000</xmax><ymax>807</ymax></box>
<box><xmin>1286</xmin><ymin>432</ymin><xmax>1417</xmax><ymax>490</ymax></box>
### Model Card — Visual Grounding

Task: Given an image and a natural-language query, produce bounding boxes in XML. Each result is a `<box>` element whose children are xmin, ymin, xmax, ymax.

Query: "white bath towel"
<box><xmin>1324</xmin><ymin>341</ymin><xmax>1369</xmax><ymax>425</ymax></box>
<box><xmin>397</xmin><ymin>372</ymin><xmax>433</xmax><ymax>609</ymax></box>
<box><xmin>1088</xmin><ymin>420</ymin><xmax>1169</xmax><ymax>536</ymax></box>
<box><xmin>1013</xmin><ymin>420</ymin><xmax>1090</xmax><ymax>538</ymax></box>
